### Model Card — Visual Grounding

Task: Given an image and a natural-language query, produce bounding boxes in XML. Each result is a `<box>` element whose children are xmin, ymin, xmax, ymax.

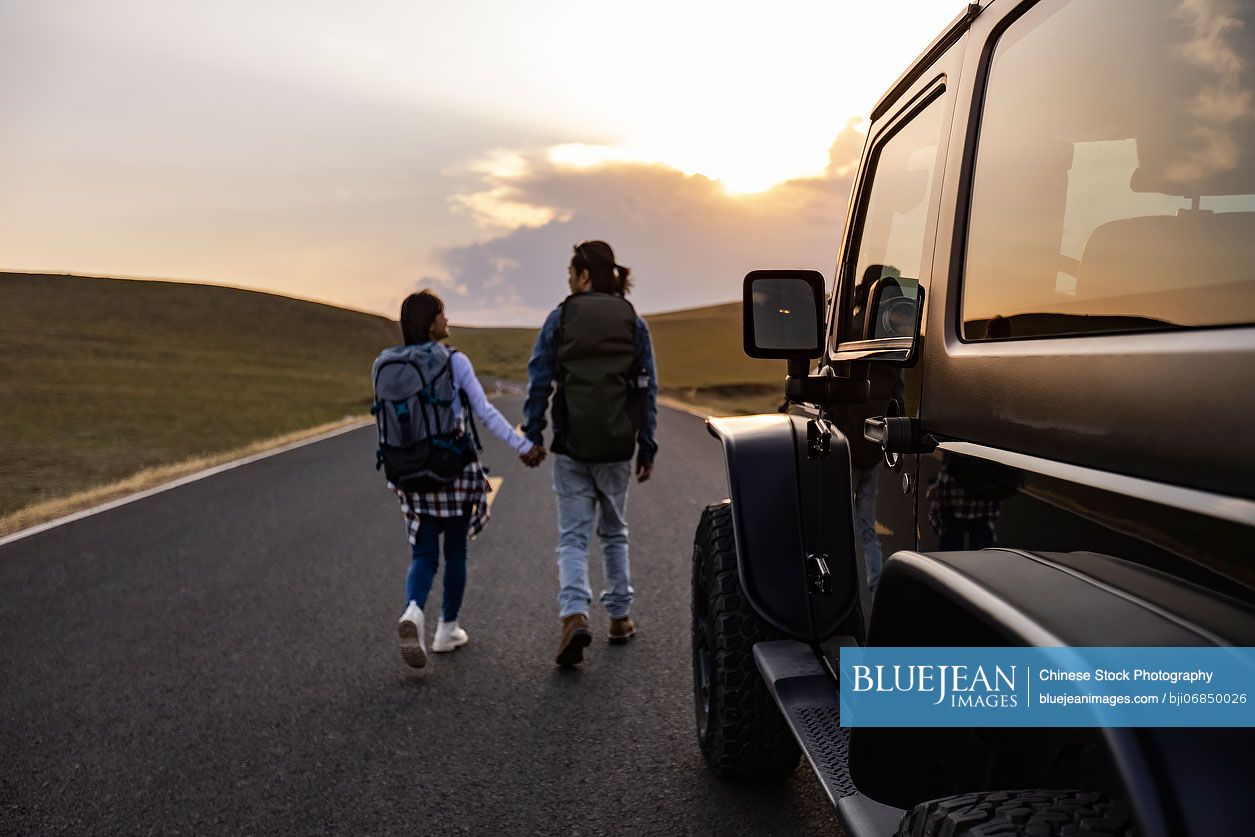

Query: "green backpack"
<box><xmin>554</xmin><ymin>292</ymin><xmax>647</xmax><ymax>463</ymax></box>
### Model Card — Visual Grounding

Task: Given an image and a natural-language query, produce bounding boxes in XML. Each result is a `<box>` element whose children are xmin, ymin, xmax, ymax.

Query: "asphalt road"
<box><xmin>1</xmin><ymin>397</ymin><xmax>840</xmax><ymax>835</ymax></box>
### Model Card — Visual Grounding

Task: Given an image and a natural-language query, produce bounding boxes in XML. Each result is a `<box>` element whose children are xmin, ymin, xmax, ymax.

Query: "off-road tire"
<box><xmin>692</xmin><ymin>501</ymin><xmax>801</xmax><ymax>778</ymax></box>
<box><xmin>895</xmin><ymin>789</ymin><xmax>1134</xmax><ymax>836</ymax></box>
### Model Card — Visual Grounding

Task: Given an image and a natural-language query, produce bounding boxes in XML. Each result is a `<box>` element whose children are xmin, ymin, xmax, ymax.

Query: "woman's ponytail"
<box><xmin>614</xmin><ymin>264</ymin><xmax>632</xmax><ymax>296</ymax></box>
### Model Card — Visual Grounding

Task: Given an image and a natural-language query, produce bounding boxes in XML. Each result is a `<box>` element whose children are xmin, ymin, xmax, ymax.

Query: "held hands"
<box><xmin>517</xmin><ymin>444</ymin><xmax>648</xmax><ymax>479</ymax></box>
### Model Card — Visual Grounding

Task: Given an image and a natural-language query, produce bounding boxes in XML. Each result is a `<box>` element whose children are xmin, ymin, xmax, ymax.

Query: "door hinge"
<box><xmin>806</xmin><ymin>553</ymin><xmax>832</xmax><ymax>596</ymax></box>
<box><xmin>806</xmin><ymin>419</ymin><xmax>831</xmax><ymax>460</ymax></box>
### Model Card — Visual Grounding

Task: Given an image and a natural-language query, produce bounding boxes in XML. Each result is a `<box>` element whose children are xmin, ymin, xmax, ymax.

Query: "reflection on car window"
<box><xmin>962</xmin><ymin>0</ymin><xmax>1255</xmax><ymax>340</ymax></box>
<box><xmin>839</xmin><ymin>96</ymin><xmax>944</xmax><ymax>346</ymax></box>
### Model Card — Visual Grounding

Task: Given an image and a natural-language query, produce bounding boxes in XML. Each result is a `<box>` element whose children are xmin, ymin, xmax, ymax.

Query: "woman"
<box><xmin>387</xmin><ymin>289</ymin><xmax>542</xmax><ymax>668</ymax></box>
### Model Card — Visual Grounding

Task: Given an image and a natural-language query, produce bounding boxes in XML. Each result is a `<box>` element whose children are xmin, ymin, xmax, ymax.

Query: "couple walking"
<box><xmin>374</xmin><ymin>240</ymin><xmax>659</xmax><ymax>669</ymax></box>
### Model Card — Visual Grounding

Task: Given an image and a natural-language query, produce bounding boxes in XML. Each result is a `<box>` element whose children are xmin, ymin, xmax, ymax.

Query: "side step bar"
<box><xmin>753</xmin><ymin>640</ymin><xmax>906</xmax><ymax>837</ymax></box>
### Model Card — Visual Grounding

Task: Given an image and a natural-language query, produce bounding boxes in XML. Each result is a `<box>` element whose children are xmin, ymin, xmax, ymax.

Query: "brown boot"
<box><xmin>607</xmin><ymin>614</ymin><xmax>637</xmax><ymax>647</ymax></box>
<box><xmin>608</xmin><ymin>615</ymin><xmax>636</xmax><ymax>644</ymax></box>
<box><xmin>555</xmin><ymin>613</ymin><xmax>592</xmax><ymax>667</ymax></box>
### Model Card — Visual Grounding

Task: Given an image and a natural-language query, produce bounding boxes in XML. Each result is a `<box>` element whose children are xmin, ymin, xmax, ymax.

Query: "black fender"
<box><xmin>852</xmin><ymin>548</ymin><xmax>1255</xmax><ymax>837</ymax></box>
<box><xmin>706</xmin><ymin>414</ymin><xmax>861</xmax><ymax>643</ymax></box>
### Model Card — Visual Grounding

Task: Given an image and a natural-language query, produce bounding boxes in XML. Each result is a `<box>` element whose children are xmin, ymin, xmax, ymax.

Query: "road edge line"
<box><xmin>656</xmin><ymin>396</ymin><xmax>710</xmax><ymax>419</ymax></box>
<box><xmin>0</xmin><ymin>419</ymin><xmax>373</xmax><ymax>548</ymax></box>
<box><xmin>1</xmin><ymin>400</ymin><xmax>713</xmax><ymax>549</ymax></box>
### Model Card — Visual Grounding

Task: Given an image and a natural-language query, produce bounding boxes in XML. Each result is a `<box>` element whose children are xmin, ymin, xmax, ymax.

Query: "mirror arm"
<box><xmin>786</xmin><ymin>361</ymin><xmax>870</xmax><ymax>406</ymax></box>
<box><xmin>786</xmin><ymin>358</ymin><xmax>811</xmax><ymax>379</ymax></box>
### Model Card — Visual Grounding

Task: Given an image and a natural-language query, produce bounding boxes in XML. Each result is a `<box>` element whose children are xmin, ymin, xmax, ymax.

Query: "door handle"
<box><xmin>864</xmin><ymin>416</ymin><xmax>938</xmax><ymax>455</ymax></box>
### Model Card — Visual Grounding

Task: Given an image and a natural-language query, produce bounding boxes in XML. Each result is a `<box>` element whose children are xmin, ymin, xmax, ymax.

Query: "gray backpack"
<box><xmin>370</xmin><ymin>342</ymin><xmax>480</xmax><ymax>490</ymax></box>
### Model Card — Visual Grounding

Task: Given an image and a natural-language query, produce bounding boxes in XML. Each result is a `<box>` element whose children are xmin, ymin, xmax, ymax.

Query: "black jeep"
<box><xmin>690</xmin><ymin>1</ymin><xmax>1255</xmax><ymax>835</ymax></box>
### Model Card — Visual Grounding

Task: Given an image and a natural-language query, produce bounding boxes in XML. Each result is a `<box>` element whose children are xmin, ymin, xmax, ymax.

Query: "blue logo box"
<box><xmin>837</xmin><ymin>647</ymin><xmax>1255</xmax><ymax>727</ymax></box>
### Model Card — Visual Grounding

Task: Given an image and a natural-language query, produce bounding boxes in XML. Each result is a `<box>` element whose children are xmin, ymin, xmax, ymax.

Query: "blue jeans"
<box><xmin>405</xmin><ymin>514</ymin><xmax>470</xmax><ymax>622</ymax></box>
<box><xmin>553</xmin><ymin>454</ymin><xmax>633</xmax><ymax>619</ymax></box>
<box><xmin>853</xmin><ymin>467</ymin><xmax>884</xmax><ymax>592</ymax></box>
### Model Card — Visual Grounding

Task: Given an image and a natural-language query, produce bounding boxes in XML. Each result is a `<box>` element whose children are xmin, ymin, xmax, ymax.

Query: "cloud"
<box><xmin>1165</xmin><ymin>0</ymin><xmax>1253</xmax><ymax>185</ymax></box>
<box><xmin>429</xmin><ymin>120</ymin><xmax>866</xmax><ymax>325</ymax></box>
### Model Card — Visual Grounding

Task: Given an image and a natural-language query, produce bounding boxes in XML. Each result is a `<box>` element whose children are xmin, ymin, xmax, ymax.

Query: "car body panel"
<box><xmin>715</xmin><ymin>0</ymin><xmax>1255</xmax><ymax>832</ymax></box>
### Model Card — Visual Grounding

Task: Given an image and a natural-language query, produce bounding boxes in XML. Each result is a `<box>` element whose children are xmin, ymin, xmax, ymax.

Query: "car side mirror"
<box><xmin>743</xmin><ymin>269</ymin><xmax>871</xmax><ymax>406</ymax></box>
<box><xmin>742</xmin><ymin>269</ymin><xmax>826</xmax><ymax>359</ymax></box>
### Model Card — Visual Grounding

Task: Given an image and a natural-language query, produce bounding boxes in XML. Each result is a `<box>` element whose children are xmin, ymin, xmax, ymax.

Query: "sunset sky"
<box><xmin>0</xmin><ymin>1</ymin><xmax>963</xmax><ymax>325</ymax></box>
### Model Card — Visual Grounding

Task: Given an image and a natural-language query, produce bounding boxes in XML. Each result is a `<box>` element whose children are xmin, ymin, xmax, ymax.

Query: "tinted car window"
<box><xmin>839</xmin><ymin>96</ymin><xmax>944</xmax><ymax>346</ymax></box>
<box><xmin>962</xmin><ymin>0</ymin><xmax>1255</xmax><ymax>341</ymax></box>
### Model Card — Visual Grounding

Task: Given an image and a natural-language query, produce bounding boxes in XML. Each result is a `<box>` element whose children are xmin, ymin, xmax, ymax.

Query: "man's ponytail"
<box><xmin>614</xmin><ymin>264</ymin><xmax>632</xmax><ymax>296</ymax></box>
<box><xmin>572</xmin><ymin>239</ymin><xmax>631</xmax><ymax>297</ymax></box>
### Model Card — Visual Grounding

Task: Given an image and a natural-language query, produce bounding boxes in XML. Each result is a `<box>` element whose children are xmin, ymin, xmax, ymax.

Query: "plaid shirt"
<box><xmin>390</xmin><ymin>460</ymin><xmax>492</xmax><ymax>542</ymax></box>
<box><xmin>926</xmin><ymin>468</ymin><xmax>1002</xmax><ymax>535</ymax></box>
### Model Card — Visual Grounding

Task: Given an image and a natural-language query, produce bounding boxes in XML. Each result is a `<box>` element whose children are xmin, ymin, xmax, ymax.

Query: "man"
<box><xmin>521</xmin><ymin>240</ymin><xmax>659</xmax><ymax>667</ymax></box>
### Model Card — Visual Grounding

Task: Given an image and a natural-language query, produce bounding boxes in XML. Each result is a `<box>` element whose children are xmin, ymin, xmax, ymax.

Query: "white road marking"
<box><xmin>1</xmin><ymin>399</ymin><xmax>707</xmax><ymax>549</ymax></box>
<box><xmin>0</xmin><ymin>419</ymin><xmax>372</xmax><ymax>548</ymax></box>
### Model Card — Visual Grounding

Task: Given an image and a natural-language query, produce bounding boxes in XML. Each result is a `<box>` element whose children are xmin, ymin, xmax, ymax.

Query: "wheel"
<box><xmin>895</xmin><ymin>789</ymin><xmax>1134</xmax><ymax>836</ymax></box>
<box><xmin>691</xmin><ymin>501</ymin><xmax>801</xmax><ymax>778</ymax></box>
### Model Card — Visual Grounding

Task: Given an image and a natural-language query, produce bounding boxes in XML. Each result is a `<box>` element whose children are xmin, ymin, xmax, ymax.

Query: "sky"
<box><xmin>0</xmin><ymin>1</ymin><xmax>964</xmax><ymax>325</ymax></box>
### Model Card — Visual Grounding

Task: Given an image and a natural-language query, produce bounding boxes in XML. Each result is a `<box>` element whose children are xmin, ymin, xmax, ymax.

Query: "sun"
<box><xmin>548</xmin><ymin>135</ymin><xmax>837</xmax><ymax>196</ymax></box>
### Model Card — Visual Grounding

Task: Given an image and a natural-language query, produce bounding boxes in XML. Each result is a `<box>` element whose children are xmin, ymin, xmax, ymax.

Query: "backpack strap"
<box><xmin>421</xmin><ymin>347</ymin><xmax>457</xmax><ymax>436</ymax></box>
<box><xmin>551</xmin><ymin>302</ymin><xmax>567</xmax><ymax>438</ymax></box>
<box><xmin>408</xmin><ymin>352</ymin><xmax>435</xmax><ymax>441</ymax></box>
<box><xmin>460</xmin><ymin>390</ymin><xmax>483</xmax><ymax>453</ymax></box>
<box><xmin>555</xmin><ymin>298</ymin><xmax>568</xmax><ymax>356</ymax></box>
<box><xmin>447</xmin><ymin>349</ymin><xmax>483</xmax><ymax>452</ymax></box>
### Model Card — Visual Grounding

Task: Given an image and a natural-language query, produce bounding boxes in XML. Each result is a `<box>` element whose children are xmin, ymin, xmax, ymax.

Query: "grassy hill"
<box><xmin>0</xmin><ymin>273</ymin><xmax>786</xmax><ymax>526</ymax></box>
<box><xmin>0</xmin><ymin>273</ymin><xmax>399</xmax><ymax>521</ymax></box>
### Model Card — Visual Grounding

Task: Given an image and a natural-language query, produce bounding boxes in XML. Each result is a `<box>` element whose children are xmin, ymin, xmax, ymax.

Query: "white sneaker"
<box><xmin>432</xmin><ymin>619</ymin><xmax>469</xmax><ymax>653</ymax></box>
<box><xmin>398</xmin><ymin>601</ymin><xmax>427</xmax><ymax>668</ymax></box>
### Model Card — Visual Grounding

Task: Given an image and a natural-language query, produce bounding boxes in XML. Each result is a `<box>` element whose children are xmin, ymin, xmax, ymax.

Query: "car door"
<box><xmin>819</xmin><ymin>58</ymin><xmax>962</xmax><ymax>629</ymax></box>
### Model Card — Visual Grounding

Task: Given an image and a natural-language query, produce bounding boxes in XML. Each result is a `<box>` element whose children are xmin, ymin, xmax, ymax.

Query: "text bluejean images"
<box><xmin>838</xmin><ymin>647</ymin><xmax>1255</xmax><ymax>727</ymax></box>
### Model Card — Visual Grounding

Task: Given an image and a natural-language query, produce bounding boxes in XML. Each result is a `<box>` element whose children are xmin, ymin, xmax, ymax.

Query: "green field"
<box><xmin>0</xmin><ymin>273</ymin><xmax>786</xmax><ymax>523</ymax></box>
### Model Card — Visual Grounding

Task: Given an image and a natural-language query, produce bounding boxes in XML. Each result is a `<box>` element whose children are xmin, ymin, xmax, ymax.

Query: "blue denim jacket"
<box><xmin>522</xmin><ymin>303</ymin><xmax>659</xmax><ymax>465</ymax></box>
